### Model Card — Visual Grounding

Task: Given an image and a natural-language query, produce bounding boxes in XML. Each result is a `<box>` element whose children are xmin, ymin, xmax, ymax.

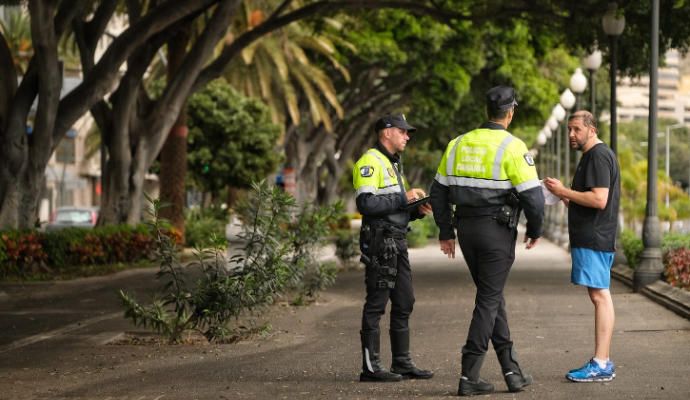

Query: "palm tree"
<box><xmin>0</xmin><ymin>6</ymin><xmax>31</xmax><ymax>74</ymax></box>
<box><xmin>224</xmin><ymin>1</ymin><xmax>349</xmax><ymax>134</ymax></box>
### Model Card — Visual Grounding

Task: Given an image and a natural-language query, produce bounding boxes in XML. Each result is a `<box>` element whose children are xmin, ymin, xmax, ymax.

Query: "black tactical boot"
<box><xmin>496</xmin><ymin>346</ymin><xmax>532</xmax><ymax>392</ymax></box>
<box><xmin>359</xmin><ymin>330</ymin><xmax>403</xmax><ymax>382</ymax></box>
<box><xmin>458</xmin><ymin>353</ymin><xmax>494</xmax><ymax>396</ymax></box>
<box><xmin>390</xmin><ymin>328</ymin><xmax>434</xmax><ymax>379</ymax></box>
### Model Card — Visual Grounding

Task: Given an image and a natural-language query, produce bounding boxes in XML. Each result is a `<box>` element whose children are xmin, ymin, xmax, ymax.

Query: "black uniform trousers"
<box><xmin>361</xmin><ymin>237</ymin><xmax>415</xmax><ymax>332</ymax></box>
<box><xmin>456</xmin><ymin>216</ymin><xmax>517</xmax><ymax>356</ymax></box>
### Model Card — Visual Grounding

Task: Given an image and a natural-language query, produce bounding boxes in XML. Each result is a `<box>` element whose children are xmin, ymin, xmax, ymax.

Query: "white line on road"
<box><xmin>0</xmin><ymin>311</ymin><xmax>121</xmax><ymax>354</ymax></box>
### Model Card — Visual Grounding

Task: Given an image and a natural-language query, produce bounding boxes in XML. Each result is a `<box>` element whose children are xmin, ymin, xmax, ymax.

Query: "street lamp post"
<box><xmin>602</xmin><ymin>2</ymin><xmax>625</xmax><ymax>155</ymax></box>
<box><xmin>559</xmin><ymin>90</ymin><xmax>576</xmax><ymax>247</ymax></box>
<box><xmin>546</xmin><ymin>117</ymin><xmax>559</xmax><ymax>241</ymax></box>
<box><xmin>664</xmin><ymin>124</ymin><xmax>686</xmax><ymax>207</ymax></box>
<box><xmin>583</xmin><ymin>50</ymin><xmax>603</xmax><ymax>115</ymax></box>
<box><xmin>634</xmin><ymin>0</ymin><xmax>661</xmax><ymax>292</ymax></box>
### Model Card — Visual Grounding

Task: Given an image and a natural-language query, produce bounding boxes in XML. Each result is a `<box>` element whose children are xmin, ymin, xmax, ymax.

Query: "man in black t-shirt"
<box><xmin>544</xmin><ymin>110</ymin><xmax>620</xmax><ymax>383</ymax></box>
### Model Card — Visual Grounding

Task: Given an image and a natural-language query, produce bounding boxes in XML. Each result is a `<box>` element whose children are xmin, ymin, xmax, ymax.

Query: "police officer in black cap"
<box><xmin>352</xmin><ymin>113</ymin><xmax>434</xmax><ymax>382</ymax></box>
<box><xmin>430</xmin><ymin>86</ymin><xmax>544</xmax><ymax>395</ymax></box>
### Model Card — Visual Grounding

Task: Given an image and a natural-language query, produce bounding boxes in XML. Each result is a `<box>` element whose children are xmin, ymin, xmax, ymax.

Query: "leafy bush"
<box><xmin>620</xmin><ymin>230</ymin><xmax>643</xmax><ymax>269</ymax></box>
<box><xmin>620</xmin><ymin>231</ymin><xmax>690</xmax><ymax>289</ymax></box>
<box><xmin>120</xmin><ymin>181</ymin><xmax>343</xmax><ymax>343</ymax></box>
<box><xmin>279</xmin><ymin>199</ymin><xmax>344</xmax><ymax>299</ymax></box>
<box><xmin>185</xmin><ymin>207</ymin><xmax>228</xmax><ymax>248</ymax></box>
<box><xmin>407</xmin><ymin>216</ymin><xmax>439</xmax><ymax>248</ymax></box>
<box><xmin>293</xmin><ymin>261</ymin><xmax>338</xmax><ymax>305</ymax></box>
<box><xmin>334</xmin><ymin>229</ymin><xmax>359</xmax><ymax>268</ymax></box>
<box><xmin>663</xmin><ymin>247</ymin><xmax>690</xmax><ymax>290</ymax></box>
<box><xmin>0</xmin><ymin>225</ymin><xmax>157</xmax><ymax>279</ymax></box>
<box><xmin>662</xmin><ymin>232</ymin><xmax>690</xmax><ymax>253</ymax></box>
<box><xmin>0</xmin><ymin>231</ymin><xmax>47</xmax><ymax>277</ymax></box>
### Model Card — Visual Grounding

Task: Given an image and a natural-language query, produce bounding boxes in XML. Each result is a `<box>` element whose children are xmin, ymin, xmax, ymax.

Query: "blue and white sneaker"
<box><xmin>566</xmin><ymin>359</ymin><xmax>616</xmax><ymax>382</ymax></box>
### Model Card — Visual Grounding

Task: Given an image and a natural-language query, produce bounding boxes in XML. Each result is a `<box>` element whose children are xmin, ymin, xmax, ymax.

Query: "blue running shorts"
<box><xmin>570</xmin><ymin>247</ymin><xmax>615</xmax><ymax>289</ymax></box>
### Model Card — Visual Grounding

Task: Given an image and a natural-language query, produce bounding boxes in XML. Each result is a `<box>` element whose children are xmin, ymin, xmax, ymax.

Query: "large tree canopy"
<box><xmin>1</xmin><ymin>0</ymin><xmax>690</xmax><ymax>228</ymax></box>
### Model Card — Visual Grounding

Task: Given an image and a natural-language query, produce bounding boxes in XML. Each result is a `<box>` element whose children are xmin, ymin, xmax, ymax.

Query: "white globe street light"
<box><xmin>537</xmin><ymin>131</ymin><xmax>547</xmax><ymax>146</ymax></box>
<box><xmin>583</xmin><ymin>49</ymin><xmax>603</xmax><ymax>70</ymax></box>
<box><xmin>560</xmin><ymin>88</ymin><xmax>576</xmax><ymax>110</ymax></box>
<box><xmin>570</xmin><ymin>68</ymin><xmax>588</xmax><ymax>109</ymax></box>
<box><xmin>552</xmin><ymin>104</ymin><xmax>566</xmax><ymax>122</ymax></box>
<box><xmin>542</xmin><ymin>127</ymin><xmax>552</xmax><ymax>139</ymax></box>
<box><xmin>547</xmin><ymin>116</ymin><xmax>559</xmax><ymax>131</ymax></box>
<box><xmin>602</xmin><ymin>2</ymin><xmax>626</xmax><ymax>36</ymax></box>
<box><xmin>583</xmin><ymin>49</ymin><xmax>603</xmax><ymax>115</ymax></box>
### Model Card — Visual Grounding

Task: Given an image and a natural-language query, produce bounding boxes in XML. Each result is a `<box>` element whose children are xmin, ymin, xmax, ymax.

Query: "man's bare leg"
<box><xmin>588</xmin><ymin>287</ymin><xmax>615</xmax><ymax>360</ymax></box>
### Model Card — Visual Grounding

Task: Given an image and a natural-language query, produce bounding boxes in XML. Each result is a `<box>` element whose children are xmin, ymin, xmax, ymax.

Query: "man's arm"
<box><xmin>543</xmin><ymin>178</ymin><xmax>609</xmax><ymax>210</ymax></box>
<box><xmin>356</xmin><ymin>192</ymin><xmax>405</xmax><ymax>217</ymax></box>
<box><xmin>429</xmin><ymin>180</ymin><xmax>455</xmax><ymax>241</ymax></box>
<box><xmin>517</xmin><ymin>186</ymin><xmax>545</xmax><ymax>239</ymax></box>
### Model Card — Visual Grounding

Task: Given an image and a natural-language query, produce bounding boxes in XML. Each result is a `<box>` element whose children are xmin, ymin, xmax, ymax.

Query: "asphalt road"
<box><xmin>1</xmin><ymin>237</ymin><xmax>689</xmax><ymax>399</ymax></box>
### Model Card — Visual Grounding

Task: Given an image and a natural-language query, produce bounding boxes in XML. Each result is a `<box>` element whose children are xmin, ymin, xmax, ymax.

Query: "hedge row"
<box><xmin>0</xmin><ymin>225</ymin><xmax>169</xmax><ymax>278</ymax></box>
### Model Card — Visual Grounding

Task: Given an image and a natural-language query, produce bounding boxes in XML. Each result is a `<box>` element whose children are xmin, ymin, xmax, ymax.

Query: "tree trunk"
<box><xmin>17</xmin><ymin>0</ymin><xmax>61</xmax><ymax>228</ymax></box>
<box><xmin>122</xmin><ymin>0</ymin><xmax>236</xmax><ymax>224</ymax></box>
<box><xmin>127</xmin><ymin>137</ymin><xmax>150</xmax><ymax>224</ymax></box>
<box><xmin>226</xmin><ymin>186</ymin><xmax>242</xmax><ymax>209</ymax></box>
<box><xmin>159</xmin><ymin>29</ymin><xmax>190</xmax><ymax>238</ymax></box>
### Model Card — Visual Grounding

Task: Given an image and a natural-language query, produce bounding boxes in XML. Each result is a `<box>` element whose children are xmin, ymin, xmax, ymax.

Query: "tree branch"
<box><xmin>194</xmin><ymin>0</ymin><xmax>465</xmax><ymax>91</ymax></box>
<box><xmin>29</xmin><ymin>0</ymin><xmax>61</xmax><ymax>156</ymax></box>
<box><xmin>85</xmin><ymin>0</ymin><xmax>119</xmax><ymax>50</ymax></box>
<box><xmin>267</xmin><ymin>0</ymin><xmax>294</xmax><ymax>21</ymax></box>
<box><xmin>141</xmin><ymin>0</ymin><xmax>239</xmax><ymax>168</ymax></box>
<box><xmin>53</xmin><ymin>0</ymin><xmax>219</xmax><ymax>142</ymax></box>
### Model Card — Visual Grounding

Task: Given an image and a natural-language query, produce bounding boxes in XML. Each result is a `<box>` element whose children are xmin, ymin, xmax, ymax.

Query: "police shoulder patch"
<box><xmin>360</xmin><ymin>165</ymin><xmax>374</xmax><ymax>177</ymax></box>
<box><xmin>523</xmin><ymin>153</ymin><xmax>535</xmax><ymax>166</ymax></box>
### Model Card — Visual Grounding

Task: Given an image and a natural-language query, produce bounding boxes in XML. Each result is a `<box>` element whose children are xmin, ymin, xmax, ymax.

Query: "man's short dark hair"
<box><xmin>568</xmin><ymin>110</ymin><xmax>597</xmax><ymax>130</ymax></box>
<box><xmin>488</xmin><ymin>107</ymin><xmax>511</xmax><ymax>120</ymax></box>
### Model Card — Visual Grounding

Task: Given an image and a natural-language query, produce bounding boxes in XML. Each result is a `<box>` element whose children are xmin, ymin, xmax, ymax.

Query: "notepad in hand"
<box><xmin>404</xmin><ymin>196</ymin><xmax>430</xmax><ymax>210</ymax></box>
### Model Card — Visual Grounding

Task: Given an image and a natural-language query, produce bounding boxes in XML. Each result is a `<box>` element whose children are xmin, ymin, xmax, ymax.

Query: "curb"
<box><xmin>611</xmin><ymin>264</ymin><xmax>690</xmax><ymax>320</ymax></box>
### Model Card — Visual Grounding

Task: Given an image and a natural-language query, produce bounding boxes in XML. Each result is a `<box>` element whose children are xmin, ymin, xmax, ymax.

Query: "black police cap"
<box><xmin>374</xmin><ymin>113</ymin><xmax>416</xmax><ymax>133</ymax></box>
<box><xmin>486</xmin><ymin>86</ymin><xmax>518</xmax><ymax>112</ymax></box>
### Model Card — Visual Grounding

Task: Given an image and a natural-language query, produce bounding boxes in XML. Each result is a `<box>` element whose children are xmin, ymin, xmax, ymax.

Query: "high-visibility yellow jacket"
<box><xmin>429</xmin><ymin>122</ymin><xmax>544</xmax><ymax>240</ymax></box>
<box><xmin>353</xmin><ymin>144</ymin><xmax>419</xmax><ymax>228</ymax></box>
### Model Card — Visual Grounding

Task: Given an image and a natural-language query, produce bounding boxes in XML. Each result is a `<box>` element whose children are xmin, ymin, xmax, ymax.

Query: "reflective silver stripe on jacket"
<box><xmin>366</xmin><ymin>150</ymin><xmax>402</xmax><ymax>195</ymax></box>
<box><xmin>446</xmin><ymin>135</ymin><xmax>465</xmax><ymax>176</ymax></box>
<box><xmin>492</xmin><ymin>135</ymin><xmax>515</xmax><ymax>180</ymax></box>
<box><xmin>356</xmin><ymin>185</ymin><xmax>377</xmax><ymax>195</ymax></box>
<box><xmin>515</xmin><ymin>179</ymin><xmax>541</xmax><ymax>192</ymax></box>
<box><xmin>435</xmin><ymin>173</ymin><xmax>513</xmax><ymax>189</ymax></box>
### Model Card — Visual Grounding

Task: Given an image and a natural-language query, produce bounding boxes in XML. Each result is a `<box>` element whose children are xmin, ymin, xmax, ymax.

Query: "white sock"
<box><xmin>593</xmin><ymin>357</ymin><xmax>608</xmax><ymax>369</ymax></box>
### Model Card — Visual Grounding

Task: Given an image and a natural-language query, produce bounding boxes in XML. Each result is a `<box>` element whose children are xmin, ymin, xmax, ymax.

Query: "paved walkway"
<box><xmin>1</xmin><ymin>236</ymin><xmax>689</xmax><ymax>399</ymax></box>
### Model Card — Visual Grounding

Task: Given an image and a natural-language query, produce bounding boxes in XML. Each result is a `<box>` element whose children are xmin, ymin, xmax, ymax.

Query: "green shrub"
<box><xmin>296</xmin><ymin>261</ymin><xmax>338</xmax><ymax>303</ymax></box>
<box><xmin>407</xmin><ymin>216</ymin><xmax>439</xmax><ymax>248</ymax></box>
<box><xmin>621</xmin><ymin>231</ymin><xmax>690</xmax><ymax>289</ymax></box>
<box><xmin>662</xmin><ymin>232</ymin><xmax>690</xmax><ymax>252</ymax></box>
<box><xmin>0</xmin><ymin>225</ymin><xmax>157</xmax><ymax>279</ymax></box>
<box><xmin>620</xmin><ymin>230</ymin><xmax>643</xmax><ymax>269</ymax></box>
<box><xmin>185</xmin><ymin>208</ymin><xmax>227</xmax><ymax>249</ymax></box>
<box><xmin>334</xmin><ymin>229</ymin><xmax>359</xmax><ymax>268</ymax></box>
<box><xmin>120</xmin><ymin>181</ymin><xmax>343</xmax><ymax>343</ymax></box>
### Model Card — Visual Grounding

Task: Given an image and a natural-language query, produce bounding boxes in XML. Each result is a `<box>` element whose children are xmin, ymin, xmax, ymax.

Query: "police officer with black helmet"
<box><xmin>430</xmin><ymin>86</ymin><xmax>545</xmax><ymax>395</ymax></box>
<box><xmin>352</xmin><ymin>113</ymin><xmax>434</xmax><ymax>382</ymax></box>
